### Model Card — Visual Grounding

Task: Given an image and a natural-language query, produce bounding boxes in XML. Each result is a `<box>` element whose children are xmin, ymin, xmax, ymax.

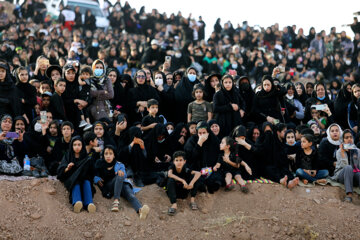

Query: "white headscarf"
<box><xmin>326</xmin><ymin>123</ymin><xmax>343</xmax><ymax>146</ymax></box>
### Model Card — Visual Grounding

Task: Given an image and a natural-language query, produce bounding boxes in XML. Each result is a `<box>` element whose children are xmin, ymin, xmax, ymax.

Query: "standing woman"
<box><xmin>334</xmin><ymin>82</ymin><xmax>353</xmax><ymax>129</ymax></box>
<box><xmin>57</xmin><ymin>136</ymin><xmax>96</xmax><ymax>213</ymax></box>
<box><xmin>108</xmin><ymin>68</ymin><xmax>127</xmax><ymax>114</ymax></box>
<box><xmin>15</xmin><ymin>67</ymin><xmax>37</xmax><ymax>122</ymax></box>
<box><xmin>174</xmin><ymin>67</ymin><xmax>200</xmax><ymax>123</ymax></box>
<box><xmin>89</xmin><ymin>60</ymin><xmax>114</xmax><ymax>121</ymax></box>
<box><xmin>33</xmin><ymin>56</ymin><xmax>50</xmax><ymax>82</ymax></box>
<box><xmin>84</xmin><ymin>9</ymin><xmax>96</xmax><ymax>32</ymax></box>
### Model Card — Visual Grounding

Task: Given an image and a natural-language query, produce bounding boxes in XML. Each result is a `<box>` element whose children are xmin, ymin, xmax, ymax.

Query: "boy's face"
<box><xmin>90</xmin><ymin>138</ymin><xmax>98</xmax><ymax>147</ymax></box>
<box><xmin>42</xmin><ymin>96</ymin><xmax>50</xmax><ymax>108</ymax></box>
<box><xmin>81</xmin><ymin>72</ymin><xmax>91</xmax><ymax>80</ymax></box>
<box><xmin>55</xmin><ymin>82</ymin><xmax>66</xmax><ymax>94</ymax></box>
<box><xmin>40</xmin><ymin>83</ymin><xmax>51</xmax><ymax>94</ymax></box>
<box><xmin>49</xmin><ymin>124</ymin><xmax>58</xmax><ymax>136</ymax></box>
<box><xmin>62</xmin><ymin>125</ymin><xmax>73</xmax><ymax>138</ymax></box>
<box><xmin>189</xmin><ymin>124</ymin><xmax>197</xmax><ymax>135</ymax></box>
<box><xmin>311</xmin><ymin>109</ymin><xmax>319</xmax><ymax>118</ymax></box>
<box><xmin>174</xmin><ymin>156</ymin><xmax>186</xmax><ymax>169</ymax></box>
<box><xmin>194</xmin><ymin>89</ymin><xmax>203</xmax><ymax>100</ymax></box>
<box><xmin>148</xmin><ymin>104</ymin><xmax>158</xmax><ymax>115</ymax></box>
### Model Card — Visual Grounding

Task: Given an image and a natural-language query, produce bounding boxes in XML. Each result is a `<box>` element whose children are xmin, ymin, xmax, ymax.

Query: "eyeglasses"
<box><xmin>137</xmin><ymin>75</ymin><xmax>145</xmax><ymax>79</ymax></box>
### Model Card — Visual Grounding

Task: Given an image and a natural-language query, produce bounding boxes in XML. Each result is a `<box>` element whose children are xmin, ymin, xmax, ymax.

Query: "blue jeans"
<box><xmin>296</xmin><ymin>168</ymin><xmax>329</xmax><ymax>182</ymax></box>
<box><xmin>71</xmin><ymin>180</ymin><xmax>93</xmax><ymax>207</ymax></box>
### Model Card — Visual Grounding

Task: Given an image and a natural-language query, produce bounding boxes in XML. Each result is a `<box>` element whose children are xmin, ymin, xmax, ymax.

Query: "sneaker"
<box><xmin>111</xmin><ymin>200</ymin><xmax>119</xmax><ymax>212</ymax></box>
<box><xmin>87</xmin><ymin>203</ymin><xmax>96</xmax><ymax>213</ymax></box>
<box><xmin>83</xmin><ymin>123</ymin><xmax>93</xmax><ymax>131</ymax></box>
<box><xmin>139</xmin><ymin>205</ymin><xmax>150</xmax><ymax>220</ymax></box>
<box><xmin>40</xmin><ymin>170</ymin><xmax>48</xmax><ymax>178</ymax></box>
<box><xmin>79</xmin><ymin>120</ymin><xmax>88</xmax><ymax>128</ymax></box>
<box><xmin>73</xmin><ymin>201</ymin><xmax>83</xmax><ymax>213</ymax></box>
<box><xmin>32</xmin><ymin>169</ymin><xmax>41</xmax><ymax>178</ymax></box>
<box><xmin>22</xmin><ymin>170</ymin><xmax>32</xmax><ymax>176</ymax></box>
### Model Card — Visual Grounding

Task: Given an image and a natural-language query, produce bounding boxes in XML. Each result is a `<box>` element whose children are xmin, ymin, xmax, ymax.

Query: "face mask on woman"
<box><xmin>94</xmin><ymin>69</ymin><xmax>103</xmax><ymax>77</ymax></box>
<box><xmin>155</xmin><ymin>78</ymin><xmax>163</xmax><ymax>86</ymax></box>
<box><xmin>188</xmin><ymin>74</ymin><xmax>196</xmax><ymax>82</ymax></box>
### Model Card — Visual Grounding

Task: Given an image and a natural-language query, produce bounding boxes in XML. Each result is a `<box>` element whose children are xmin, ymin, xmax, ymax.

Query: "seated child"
<box><xmin>167</xmin><ymin>151</ymin><xmax>202</xmax><ymax>216</ymax></box>
<box><xmin>94</xmin><ymin>145</ymin><xmax>150</xmax><ymax>218</ymax></box>
<box><xmin>141</xmin><ymin>99</ymin><xmax>164</xmax><ymax>137</ymax></box>
<box><xmin>83</xmin><ymin>131</ymin><xmax>101</xmax><ymax>161</ymax></box>
<box><xmin>57</xmin><ymin>136</ymin><xmax>96</xmax><ymax>213</ymax></box>
<box><xmin>295</xmin><ymin>134</ymin><xmax>329</xmax><ymax>184</ymax></box>
<box><xmin>78</xmin><ymin>66</ymin><xmax>93</xmax><ymax>130</ymax></box>
<box><xmin>187</xmin><ymin>121</ymin><xmax>197</xmax><ymax>137</ymax></box>
<box><xmin>213</xmin><ymin>136</ymin><xmax>251</xmax><ymax>193</ymax></box>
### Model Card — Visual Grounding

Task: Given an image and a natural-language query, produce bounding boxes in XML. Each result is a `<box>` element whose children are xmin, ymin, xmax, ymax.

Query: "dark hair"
<box><xmin>55</xmin><ymin>78</ymin><xmax>66</xmax><ymax>86</ymax></box>
<box><xmin>222</xmin><ymin>136</ymin><xmax>235</xmax><ymax>151</ymax></box>
<box><xmin>83</xmin><ymin>131</ymin><xmax>97</xmax><ymax>145</ymax></box>
<box><xmin>80</xmin><ymin>66</ymin><xmax>93</xmax><ymax>75</ymax></box>
<box><xmin>192</xmin><ymin>83</ymin><xmax>205</xmax><ymax>98</ymax></box>
<box><xmin>101</xmin><ymin>145</ymin><xmax>117</xmax><ymax>160</ymax></box>
<box><xmin>40</xmin><ymin>80</ymin><xmax>51</xmax><ymax>87</ymax></box>
<box><xmin>275</xmin><ymin>123</ymin><xmax>287</xmax><ymax>132</ymax></box>
<box><xmin>61</xmin><ymin>121</ymin><xmax>74</xmax><ymax>130</ymax></box>
<box><xmin>301</xmin><ymin>134</ymin><xmax>314</xmax><ymax>144</ymax></box>
<box><xmin>173</xmin><ymin>151</ymin><xmax>186</xmax><ymax>161</ymax></box>
<box><xmin>284</xmin><ymin>129</ymin><xmax>295</xmax><ymax>139</ymax></box>
<box><xmin>295</xmin><ymin>124</ymin><xmax>308</xmax><ymax>133</ymax></box>
<box><xmin>147</xmin><ymin>98</ymin><xmax>159</xmax><ymax>108</ymax></box>
<box><xmin>301</xmin><ymin>128</ymin><xmax>314</xmax><ymax>136</ymax></box>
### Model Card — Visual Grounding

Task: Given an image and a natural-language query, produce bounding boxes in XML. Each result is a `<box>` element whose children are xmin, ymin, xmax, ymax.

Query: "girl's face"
<box><xmin>263</xmin><ymin>80</ymin><xmax>272</xmax><ymax>92</ymax></box>
<box><xmin>166</xmin><ymin>125</ymin><xmax>174</xmax><ymax>131</ymax></box>
<box><xmin>353</xmin><ymin>86</ymin><xmax>360</xmax><ymax>99</ymax></box>
<box><xmin>252</xmin><ymin>128</ymin><xmax>260</xmax><ymax>141</ymax></box>
<box><xmin>222</xmin><ymin>78</ymin><xmax>233</xmax><ymax>91</ymax></box>
<box><xmin>73</xmin><ymin>140</ymin><xmax>82</xmax><ymax>154</ymax></box>
<box><xmin>295</xmin><ymin>84</ymin><xmax>303</xmax><ymax>95</ymax></box>
<box><xmin>286</xmin><ymin>133</ymin><xmax>296</xmax><ymax>145</ymax></box>
<box><xmin>311</xmin><ymin>109</ymin><xmax>320</xmax><ymax>118</ymax></box>
<box><xmin>1</xmin><ymin>118</ymin><xmax>12</xmax><ymax>132</ymax></box>
<box><xmin>189</xmin><ymin>124</ymin><xmax>197</xmax><ymax>136</ymax></box>
<box><xmin>220</xmin><ymin>138</ymin><xmax>229</xmax><ymax>151</ymax></box>
<box><xmin>180</xmin><ymin>127</ymin><xmax>187</xmax><ymax>137</ymax></box>
<box><xmin>94</xmin><ymin>124</ymin><xmax>104</xmax><ymax>138</ymax></box>
<box><xmin>210</xmin><ymin>124</ymin><xmax>220</xmax><ymax>136</ymax></box>
<box><xmin>51</xmin><ymin>70</ymin><xmax>61</xmax><ymax>82</ymax></box>
<box><xmin>210</xmin><ymin>77</ymin><xmax>219</xmax><ymax>88</ymax></box>
<box><xmin>49</xmin><ymin>124</ymin><xmax>58</xmax><ymax>136</ymax></box>
<box><xmin>316</xmin><ymin>85</ymin><xmax>325</xmax><ymax>98</ymax></box>
<box><xmin>18</xmin><ymin>70</ymin><xmax>29</xmax><ymax>83</ymax></box>
<box><xmin>65</xmin><ymin>69</ymin><xmax>76</xmax><ymax>82</ymax></box>
<box><xmin>0</xmin><ymin>67</ymin><xmax>6</xmax><ymax>81</ymax></box>
<box><xmin>301</xmin><ymin>137</ymin><xmax>312</xmax><ymax>149</ymax></box>
<box><xmin>343</xmin><ymin>133</ymin><xmax>354</xmax><ymax>144</ymax></box>
<box><xmin>330</xmin><ymin>126</ymin><xmax>340</xmax><ymax>141</ymax></box>
<box><xmin>15</xmin><ymin>120</ymin><xmax>25</xmax><ymax>132</ymax></box>
<box><xmin>287</xmin><ymin>87</ymin><xmax>294</xmax><ymax>96</ymax></box>
<box><xmin>104</xmin><ymin>148</ymin><xmax>115</xmax><ymax>163</ymax></box>
<box><xmin>108</xmin><ymin>71</ymin><xmax>117</xmax><ymax>84</ymax></box>
<box><xmin>195</xmin><ymin>89</ymin><xmax>203</xmax><ymax>100</ymax></box>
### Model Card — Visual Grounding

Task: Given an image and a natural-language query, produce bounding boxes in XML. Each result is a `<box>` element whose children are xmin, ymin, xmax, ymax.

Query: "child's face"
<box><xmin>81</xmin><ymin>72</ymin><xmax>91</xmax><ymax>80</ymax></box>
<box><xmin>65</xmin><ymin>69</ymin><xmax>76</xmax><ymax>82</ymax></box>
<box><xmin>62</xmin><ymin>126</ymin><xmax>73</xmax><ymax>138</ymax></box>
<box><xmin>301</xmin><ymin>137</ymin><xmax>312</xmax><ymax>149</ymax></box>
<box><xmin>195</xmin><ymin>89</ymin><xmax>203</xmax><ymax>100</ymax></box>
<box><xmin>189</xmin><ymin>124</ymin><xmax>197</xmax><ymax>136</ymax></box>
<box><xmin>148</xmin><ymin>104</ymin><xmax>158</xmax><ymax>115</ymax></box>
<box><xmin>73</xmin><ymin>140</ymin><xmax>82</xmax><ymax>154</ymax></box>
<box><xmin>343</xmin><ymin>133</ymin><xmax>354</xmax><ymax>144</ymax></box>
<box><xmin>0</xmin><ymin>67</ymin><xmax>6</xmax><ymax>81</ymax></box>
<box><xmin>94</xmin><ymin>124</ymin><xmax>104</xmax><ymax>138</ymax></box>
<box><xmin>311</xmin><ymin>109</ymin><xmax>319</xmax><ymax>118</ymax></box>
<box><xmin>46</xmin><ymin>112</ymin><xmax>53</xmax><ymax>123</ymax></box>
<box><xmin>49</xmin><ymin>124</ymin><xmax>58</xmax><ymax>136</ymax></box>
<box><xmin>90</xmin><ymin>138</ymin><xmax>98</xmax><ymax>147</ymax></box>
<box><xmin>353</xmin><ymin>86</ymin><xmax>360</xmax><ymax>99</ymax></box>
<box><xmin>18</xmin><ymin>70</ymin><xmax>29</xmax><ymax>83</ymax></box>
<box><xmin>220</xmin><ymin>138</ymin><xmax>230</xmax><ymax>151</ymax></box>
<box><xmin>166</xmin><ymin>125</ymin><xmax>174</xmax><ymax>131</ymax></box>
<box><xmin>40</xmin><ymin>83</ymin><xmax>51</xmax><ymax>94</ymax></box>
<box><xmin>55</xmin><ymin>82</ymin><xmax>66</xmax><ymax>94</ymax></box>
<box><xmin>35</xmin><ymin>104</ymin><xmax>40</xmax><ymax>115</ymax></box>
<box><xmin>310</xmin><ymin>124</ymin><xmax>320</xmax><ymax>135</ymax></box>
<box><xmin>42</xmin><ymin>96</ymin><xmax>50</xmax><ymax>108</ymax></box>
<box><xmin>174</xmin><ymin>156</ymin><xmax>186</xmax><ymax>169</ymax></box>
<box><xmin>104</xmin><ymin>148</ymin><xmax>115</xmax><ymax>163</ymax></box>
<box><xmin>32</xmin><ymin>82</ymin><xmax>40</xmax><ymax>93</ymax></box>
<box><xmin>15</xmin><ymin>120</ymin><xmax>25</xmax><ymax>133</ymax></box>
<box><xmin>222</xmin><ymin>78</ymin><xmax>233</xmax><ymax>91</ymax></box>
<box><xmin>51</xmin><ymin>70</ymin><xmax>61</xmax><ymax>82</ymax></box>
<box><xmin>286</xmin><ymin>133</ymin><xmax>296</xmax><ymax>145</ymax></box>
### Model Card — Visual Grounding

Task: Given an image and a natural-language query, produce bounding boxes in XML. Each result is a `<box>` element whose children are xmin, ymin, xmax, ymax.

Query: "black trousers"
<box><xmin>264</xmin><ymin>165</ymin><xmax>294</xmax><ymax>183</ymax></box>
<box><xmin>167</xmin><ymin>177</ymin><xmax>202</xmax><ymax>204</ymax></box>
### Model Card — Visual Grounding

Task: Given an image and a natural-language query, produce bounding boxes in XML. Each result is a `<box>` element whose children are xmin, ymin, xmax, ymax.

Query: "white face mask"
<box><xmin>286</xmin><ymin>93</ymin><xmax>294</xmax><ymax>99</ymax></box>
<box><xmin>167</xmin><ymin>129</ymin><xmax>173</xmax><ymax>135</ymax></box>
<box><xmin>175</xmin><ymin>52</ymin><xmax>182</xmax><ymax>58</ymax></box>
<box><xmin>34</xmin><ymin>122</ymin><xmax>42</xmax><ymax>132</ymax></box>
<box><xmin>155</xmin><ymin>78</ymin><xmax>163</xmax><ymax>86</ymax></box>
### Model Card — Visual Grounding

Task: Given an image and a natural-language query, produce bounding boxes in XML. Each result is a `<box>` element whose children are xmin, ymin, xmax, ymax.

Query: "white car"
<box><xmin>46</xmin><ymin>0</ymin><xmax>109</xmax><ymax>29</ymax></box>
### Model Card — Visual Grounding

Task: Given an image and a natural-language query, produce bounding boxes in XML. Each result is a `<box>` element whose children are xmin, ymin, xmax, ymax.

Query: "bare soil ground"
<box><xmin>1</xmin><ymin>179</ymin><xmax>360</xmax><ymax>240</ymax></box>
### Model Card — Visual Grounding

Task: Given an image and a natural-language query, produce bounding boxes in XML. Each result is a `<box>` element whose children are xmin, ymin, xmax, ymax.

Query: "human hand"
<box><xmin>155</xmin><ymin>157</ymin><xmax>161</xmax><ymax>163</ymax></box>
<box><xmin>245</xmin><ymin>165</ymin><xmax>252</xmax><ymax>175</ymax></box>
<box><xmin>65</xmin><ymin>162</ymin><xmax>74</xmax><ymax>172</ymax></box>
<box><xmin>0</xmin><ymin>132</ymin><xmax>6</xmax><ymax>141</ymax></box>
<box><xmin>178</xmin><ymin>136</ymin><xmax>185</xmax><ymax>145</ymax></box>
<box><xmin>266</xmin><ymin>116</ymin><xmax>275</xmax><ymax>124</ymax></box>
<box><xmin>97</xmin><ymin>179</ymin><xmax>104</xmax><ymax>187</ymax></box>
<box><xmin>231</xmin><ymin>103</ymin><xmax>239</xmax><ymax>111</ymax></box>
<box><xmin>164</xmin><ymin>154</ymin><xmax>171</xmax><ymax>162</ymax></box>
<box><xmin>240</xmin><ymin>109</ymin><xmax>245</xmax><ymax>118</ymax></box>
<box><xmin>187</xmin><ymin>183</ymin><xmax>194</xmax><ymax>190</ymax></box>
<box><xmin>16</xmin><ymin>130</ymin><xmax>24</xmax><ymax>142</ymax></box>
<box><xmin>198</xmin><ymin>132</ymin><xmax>209</xmax><ymax>146</ymax></box>
<box><xmin>117</xmin><ymin>170</ymin><xmax>125</xmax><ymax>177</ymax></box>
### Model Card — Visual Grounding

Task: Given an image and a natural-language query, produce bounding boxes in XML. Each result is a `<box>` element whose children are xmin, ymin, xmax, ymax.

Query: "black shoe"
<box><xmin>22</xmin><ymin>170</ymin><xmax>32</xmax><ymax>176</ymax></box>
<box><xmin>40</xmin><ymin>170</ymin><xmax>48</xmax><ymax>178</ymax></box>
<box><xmin>134</xmin><ymin>175</ymin><xmax>144</xmax><ymax>187</ymax></box>
<box><xmin>32</xmin><ymin>169</ymin><xmax>41</xmax><ymax>178</ymax></box>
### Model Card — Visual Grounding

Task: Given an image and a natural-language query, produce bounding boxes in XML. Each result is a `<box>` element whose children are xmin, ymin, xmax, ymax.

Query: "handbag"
<box><xmin>0</xmin><ymin>158</ymin><xmax>22</xmax><ymax>175</ymax></box>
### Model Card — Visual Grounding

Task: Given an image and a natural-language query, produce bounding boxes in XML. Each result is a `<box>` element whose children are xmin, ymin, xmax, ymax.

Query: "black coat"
<box><xmin>15</xmin><ymin>82</ymin><xmax>37</xmax><ymax>122</ymax></box>
<box><xmin>0</xmin><ymin>67</ymin><xmax>22</xmax><ymax>117</ymax></box>
<box><xmin>334</xmin><ymin>82</ymin><xmax>352</xmax><ymax>129</ymax></box>
<box><xmin>317</xmin><ymin>137</ymin><xmax>338</xmax><ymax>176</ymax></box>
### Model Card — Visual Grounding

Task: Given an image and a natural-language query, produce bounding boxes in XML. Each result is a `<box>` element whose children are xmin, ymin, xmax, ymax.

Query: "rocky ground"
<box><xmin>1</xmin><ymin>179</ymin><xmax>360</xmax><ymax>240</ymax></box>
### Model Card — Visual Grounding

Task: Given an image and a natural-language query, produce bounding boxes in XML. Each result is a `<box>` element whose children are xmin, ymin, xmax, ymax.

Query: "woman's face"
<box><xmin>1</xmin><ymin>118</ymin><xmax>12</xmax><ymax>132</ymax></box>
<box><xmin>104</xmin><ymin>148</ymin><xmax>115</xmax><ymax>163</ymax></box>
<box><xmin>353</xmin><ymin>86</ymin><xmax>360</xmax><ymax>99</ymax></box>
<box><xmin>210</xmin><ymin>124</ymin><xmax>220</xmax><ymax>136</ymax></box>
<box><xmin>330</xmin><ymin>125</ymin><xmax>340</xmax><ymax>141</ymax></box>
<box><xmin>286</xmin><ymin>133</ymin><xmax>295</xmax><ymax>145</ymax></box>
<box><xmin>343</xmin><ymin>132</ymin><xmax>354</xmax><ymax>144</ymax></box>
<box><xmin>18</xmin><ymin>70</ymin><xmax>29</xmax><ymax>83</ymax></box>
<box><xmin>0</xmin><ymin>67</ymin><xmax>6</xmax><ymax>81</ymax></box>
<box><xmin>222</xmin><ymin>78</ymin><xmax>233</xmax><ymax>91</ymax></box>
<box><xmin>166</xmin><ymin>75</ymin><xmax>173</xmax><ymax>85</ymax></box>
<box><xmin>136</xmin><ymin>72</ymin><xmax>146</xmax><ymax>85</ymax></box>
<box><xmin>263</xmin><ymin>80</ymin><xmax>272</xmax><ymax>92</ymax></box>
<box><xmin>180</xmin><ymin>127</ymin><xmax>187</xmax><ymax>137</ymax></box>
<box><xmin>295</xmin><ymin>85</ymin><xmax>303</xmax><ymax>95</ymax></box>
<box><xmin>108</xmin><ymin>71</ymin><xmax>117</xmax><ymax>84</ymax></box>
<box><xmin>73</xmin><ymin>140</ymin><xmax>82</xmax><ymax>154</ymax></box>
<box><xmin>15</xmin><ymin>120</ymin><xmax>25</xmax><ymax>132</ymax></box>
<box><xmin>287</xmin><ymin>87</ymin><xmax>294</xmax><ymax>96</ymax></box>
<box><xmin>316</xmin><ymin>85</ymin><xmax>325</xmax><ymax>98</ymax></box>
<box><xmin>210</xmin><ymin>77</ymin><xmax>219</xmax><ymax>88</ymax></box>
<box><xmin>188</xmin><ymin>69</ymin><xmax>196</xmax><ymax>75</ymax></box>
<box><xmin>252</xmin><ymin>128</ymin><xmax>260</xmax><ymax>141</ymax></box>
<box><xmin>94</xmin><ymin>124</ymin><xmax>104</xmax><ymax>138</ymax></box>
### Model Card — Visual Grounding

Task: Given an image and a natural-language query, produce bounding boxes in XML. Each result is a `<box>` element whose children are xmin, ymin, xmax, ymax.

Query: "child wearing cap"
<box><xmin>187</xmin><ymin>83</ymin><xmax>212</xmax><ymax>123</ymax></box>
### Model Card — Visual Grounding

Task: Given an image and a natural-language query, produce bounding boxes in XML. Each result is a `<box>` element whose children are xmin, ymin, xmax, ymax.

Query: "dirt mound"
<box><xmin>1</xmin><ymin>179</ymin><xmax>360</xmax><ymax>240</ymax></box>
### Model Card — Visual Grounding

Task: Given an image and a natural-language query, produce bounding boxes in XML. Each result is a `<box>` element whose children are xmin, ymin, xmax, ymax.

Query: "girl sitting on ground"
<box><xmin>94</xmin><ymin>145</ymin><xmax>150</xmax><ymax>218</ymax></box>
<box><xmin>213</xmin><ymin>136</ymin><xmax>252</xmax><ymax>193</ymax></box>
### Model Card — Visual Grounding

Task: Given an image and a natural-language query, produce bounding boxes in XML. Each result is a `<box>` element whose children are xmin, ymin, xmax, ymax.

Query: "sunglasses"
<box><xmin>137</xmin><ymin>75</ymin><xmax>145</xmax><ymax>79</ymax></box>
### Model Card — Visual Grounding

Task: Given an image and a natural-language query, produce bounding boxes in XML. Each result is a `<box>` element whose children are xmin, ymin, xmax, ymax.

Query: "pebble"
<box><xmin>44</xmin><ymin>186</ymin><xmax>56</xmax><ymax>195</ymax></box>
<box><xmin>30</xmin><ymin>213</ymin><xmax>41</xmax><ymax>220</ymax></box>
<box><xmin>94</xmin><ymin>232</ymin><xmax>103</xmax><ymax>239</ymax></box>
<box><xmin>30</xmin><ymin>179</ymin><xmax>41</xmax><ymax>187</ymax></box>
<box><xmin>83</xmin><ymin>232</ymin><xmax>92</xmax><ymax>238</ymax></box>
<box><xmin>124</xmin><ymin>220</ymin><xmax>132</xmax><ymax>226</ymax></box>
<box><xmin>272</xmin><ymin>226</ymin><xmax>281</xmax><ymax>233</ymax></box>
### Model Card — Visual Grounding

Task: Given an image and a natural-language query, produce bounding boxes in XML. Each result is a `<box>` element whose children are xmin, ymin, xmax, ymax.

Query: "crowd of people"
<box><xmin>1</xmin><ymin>0</ymin><xmax>360</xmax><ymax>215</ymax></box>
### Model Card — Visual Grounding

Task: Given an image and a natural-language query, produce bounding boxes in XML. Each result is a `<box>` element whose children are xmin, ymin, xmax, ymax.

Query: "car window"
<box><xmin>67</xmin><ymin>2</ymin><xmax>104</xmax><ymax>17</ymax></box>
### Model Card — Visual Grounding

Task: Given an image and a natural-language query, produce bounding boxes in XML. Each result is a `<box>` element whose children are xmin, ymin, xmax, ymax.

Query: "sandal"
<box><xmin>344</xmin><ymin>196</ymin><xmax>353</xmax><ymax>203</ymax></box>
<box><xmin>225</xmin><ymin>184</ymin><xmax>235</xmax><ymax>191</ymax></box>
<box><xmin>167</xmin><ymin>207</ymin><xmax>176</xmax><ymax>216</ymax></box>
<box><xmin>240</xmin><ymin>185</ymin><xmax>249</xmax><ymax>193</ymax></box>
<box><xmin>111</xmin><ymin>201</ymin><xmax>119</xmax><ymax>212</ymax></box>
<box><xmin>189</xmin><ymin>202</ymin><xmax>198</xmax><ymax>210</ymax></box>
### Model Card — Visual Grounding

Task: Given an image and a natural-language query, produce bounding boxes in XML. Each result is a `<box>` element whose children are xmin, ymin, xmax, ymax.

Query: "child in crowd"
<box><xmin>46</xmin><ymin>120</ymin><xmax>60</xmax><ymax>155</ymax></box>
<box><xmin>141</xmin><ymin>99</ymin><xmax>164</xmax><ymax>137</ymax></box>
<box><xmin>214</xmin><ymin>136</ymin><xmax>251</xmax><ymax>193</ymax></box>
<box><xmin>94</xmin><ymin>145</ymin><xmax>150</xmax><ymax>218</ymax></box>
<box><xmin>295</xmin><ymin>134</ymin><xmax>329</xmax><ymax>184</ymax></box>
<box><xmin>78</xmin><ymin>66</ymin><xmax>93</xmax><ymax>130</ymax></box>
<box><xmin>83</xmin><ymin>131</ymin><xmax>101</xmax><ymax>161</ymax></box>
<box><xmin>307</xmin><ymin>107</ymin><xmax>326</xmax><ymax>129</ymax></box>
<box><xmin>167</xmin><ymin>151</ymin><xmax>202</xmax><ymax>216</ymax></box>
<box><xmin>57</xmin><ymin>136</ymin><xmax>96</xmax><ymax>213</ymax></box>
<box><xmin>39</xmin><ymin>81</ymin><xmax>52</xmax><ymax>94</ymax></box>
<box><xmin>187</xmin><ymin>84</ymin><xmax>212</xmax><ymax>123</ymax></box>
<box><xmin>41</xmin><ymin>91</ymin><xmax>52</xmax><ymax>111</ymax></box>
<box><xmin>49</xmin><ymin>78</ymin><xmax>67</xmax><ymax>121</ymax></box>
<box><xmin>187</xmin><ymin>121</ymin><xmax>197</xmax><ymax>136</ymax></box>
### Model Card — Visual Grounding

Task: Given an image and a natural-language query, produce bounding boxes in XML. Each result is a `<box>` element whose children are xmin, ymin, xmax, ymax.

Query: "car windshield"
<box><xmin>67</xmin><ymin>2</ymin><xmax>104</xmax><ymax>17</ymax></box>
